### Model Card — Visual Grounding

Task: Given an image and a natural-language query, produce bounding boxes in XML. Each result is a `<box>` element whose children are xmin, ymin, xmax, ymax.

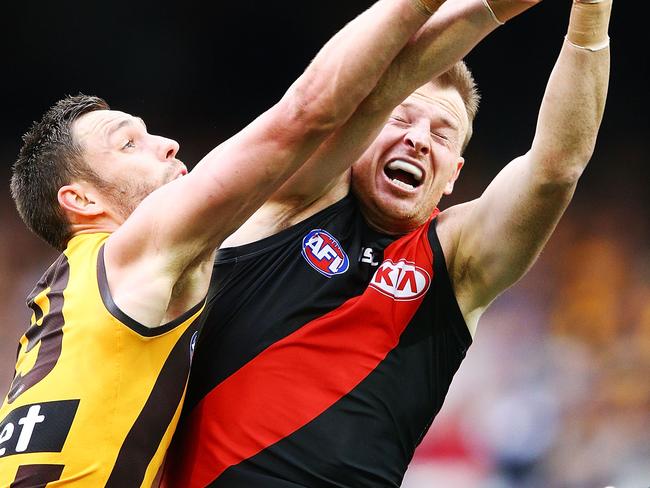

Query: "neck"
<box><xmin>67</xmin><ymin>219</ymin><xmax>119</xmax><ymax>239</ymax></box>
<box><xmin>359</xmin><ymin>207</ymin><xmax>418</xmax><ymax>236</ymax></box>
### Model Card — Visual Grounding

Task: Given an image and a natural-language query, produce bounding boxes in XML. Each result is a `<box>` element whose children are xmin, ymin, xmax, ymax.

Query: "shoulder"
<box><xmin>435</xmin><ymin>202</ymin><xmax>474</xmax><ymax>270</ymax></box>
<box><xmin>102</xmin><ymin>228</ymin><xmax>213</xmax><ymax>328</ymax></box>
<box><xmin>61</xmin><ymin>232</ymin><xmax>110</xmax><ymax>273</ymax></box>
<box><xmin>434</xmin><ymin>202</ymin><xmax>484</xmax><ymax>335</ymax></box>
<box><xmin>65</xmin><ymin>232</ymin><xmax>110</xmax><ymax>253</ymax></box>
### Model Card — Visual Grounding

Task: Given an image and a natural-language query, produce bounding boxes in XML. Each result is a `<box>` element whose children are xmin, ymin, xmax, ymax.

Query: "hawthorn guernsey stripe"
<box><xmin>10</xmin><ymin>464</ymin><xmax>65</xmax><ymax>487</ymax></box>
<box><xmin>164</xmin><ymin>195</ymin><xmax>472</xmax><ymax>488</ymax></box>
<box><xmin>7</xmin><ymin>253</ymin><xmax>69</xmax><ymax>405</ymax></box>
<box><xmin>105</xmin><ymin>323</ymin><xmax>202</xmax><ymax>487</ymax></box>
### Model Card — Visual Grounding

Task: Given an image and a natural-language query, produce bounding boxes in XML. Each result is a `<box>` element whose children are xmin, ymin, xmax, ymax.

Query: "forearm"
<box><xmin>453</xmin><ymin>0</ymin><xmax>612</xmax><ymax>311</ymax></box>
<box><xmin>284</xmin><ymin>0</ymin><xmax>444</xmax><ymax>132</ymax></box>
<box><xmin>368</xmin><ymin>0</ymin><xmax>506</xmax><ymax>109</ymax></box>
<box><xmin>530</xmin><ymin>0</ymin><xmax>612</xmax><ymax>183</ymax></box>
<box><xmin>186</xmin><ymin>1</ymin><xmax>444</xmax><ymax>241</ymax></box>
<box><xmin>366</xmin><ymin>0</ymin><xmax>544</xmax><ymax>110</ymax></box>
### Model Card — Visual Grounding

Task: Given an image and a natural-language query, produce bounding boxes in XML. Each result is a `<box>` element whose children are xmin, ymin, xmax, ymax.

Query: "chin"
<box><xmin>352</xmin><ymin>180</ymin><xmax>437</xmax><ymax>235</ymax></box>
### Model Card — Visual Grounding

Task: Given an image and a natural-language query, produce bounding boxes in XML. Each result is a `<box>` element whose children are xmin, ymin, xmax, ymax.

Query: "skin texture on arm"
<box><xmin>103</xmin><ymin>0</ymin><xmax>438</xmax><ymax>326</ymax></box>
<box><xmin>443</xmin><ymin>0</ymin><xmax>612</xmax><ymax>334</ymax></box>
<box><xmin>234</xmin><ymin>0</ymin><xmax>542</xmax><ymax>240</ymax></box>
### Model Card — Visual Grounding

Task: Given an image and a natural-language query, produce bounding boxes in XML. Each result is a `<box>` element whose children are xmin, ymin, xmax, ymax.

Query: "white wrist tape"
<box><xmin>565</xmin><ymin>36</ymin><xmax>610</xmax><ymax>52</ymax></box>
<box><xmin>567</xmin><ymin>0</ymin><xmax>612</xmax><ymax>50</ymax></box>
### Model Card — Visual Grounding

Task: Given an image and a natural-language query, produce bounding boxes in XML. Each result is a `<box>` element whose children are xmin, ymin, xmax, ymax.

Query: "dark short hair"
<box><xmin>10</xmin><ymin>94</ymin><xmax>109</xmax><ymax>250</ymax></box>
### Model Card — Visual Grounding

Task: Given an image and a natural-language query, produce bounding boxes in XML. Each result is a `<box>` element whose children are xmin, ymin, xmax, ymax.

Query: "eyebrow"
<box><xmin>400</xmin><ymin>100</ymin><xmax>459</xmax><ymax>132</ymax></box>
<box><xmin>107</xmin><ymin>116</ymin><xmax>147</xmax><ymax>138</ymax></box>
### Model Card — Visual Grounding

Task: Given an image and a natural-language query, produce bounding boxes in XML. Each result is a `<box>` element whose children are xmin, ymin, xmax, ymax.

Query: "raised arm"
<box><xmin>110</xmin><ymin>1</ymin><xmax>442</xmax><ymax>273</ymax></box>
<box><xmin>444</xmin><ymin>0</ymin><xmax>612</xmax><ymax>332</ymax></box>
<box><xmin>262</xmin><ymin>0</ymin><xmax>542</xmax><ymax>216</ymax></box>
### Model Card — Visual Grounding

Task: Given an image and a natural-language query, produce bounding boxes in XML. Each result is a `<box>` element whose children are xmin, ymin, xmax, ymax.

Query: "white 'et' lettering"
<box><xmin>0</xmin><ymin>423</ymin><xmax>15</xmax><ymax>456</ymax></box>
<box><xmin>16</xmin><ymin>405</ymin><xmax>45</xmax><ymax>452</ymax></box>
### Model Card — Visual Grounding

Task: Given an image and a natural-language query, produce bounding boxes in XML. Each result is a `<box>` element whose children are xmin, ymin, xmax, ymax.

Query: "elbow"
<box><xmin>534</xmin><ymin>159</ymin><xmax>586</xmax><ymax>190</ymax></box>
<box><xmin>530</xmin><ymin>140</ymin><xmax>597</xmax><ymax>187</ymax></box>
<box><xmin>565</xmin><ymin>134</ymin><xmax>599</xmax><ymax>170</ymax></box>
<box><xmin>281</xmin><ymin>81</ymin><xmax>351</xmax><ymax>136</ymax></box>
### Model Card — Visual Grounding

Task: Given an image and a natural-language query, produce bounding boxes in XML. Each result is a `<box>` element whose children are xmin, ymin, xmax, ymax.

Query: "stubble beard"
<box><xmin>99</xmin><ymin>175</ymin><xmax>163</xmax><ymax>221</ymax></box>
<box><xmin>104</xmin><ymin>165</ymin><xmax>179</xmax><ymax>220</ymax></box>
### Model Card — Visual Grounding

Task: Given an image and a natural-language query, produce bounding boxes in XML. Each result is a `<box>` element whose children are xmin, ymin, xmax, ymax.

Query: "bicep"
<box><xmin>454</xmin><ymin>154</ymin><xmax>577</xmax><ymax>309</ymax></box>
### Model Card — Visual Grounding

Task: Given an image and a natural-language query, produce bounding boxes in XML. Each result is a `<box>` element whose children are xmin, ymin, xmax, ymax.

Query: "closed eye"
<box><xmin>431</xmin><ymin>131</ymin><xmax>456</xmax><ymax>149</ymax></box>
<box><xmin>122</xmin><ymin>139</ymin><xmax>135</xmax><ymax>149</ymax></box>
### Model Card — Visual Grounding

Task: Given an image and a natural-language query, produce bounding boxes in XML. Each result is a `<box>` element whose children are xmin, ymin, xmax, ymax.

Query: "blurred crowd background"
<box><xmin>2</xmin><ymin>1</ymin><xmax>647</xmax><ymax>486</ymax></box>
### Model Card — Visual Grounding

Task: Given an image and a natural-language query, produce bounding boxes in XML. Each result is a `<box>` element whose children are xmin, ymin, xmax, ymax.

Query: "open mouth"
<box><xmin>384</xmin><ymin>160</ymin><xmax>424</xmax><ymax>191</ymax></box>
<box><xmin>174</xmin><ymin>166</ymin><xmax>188</xmax><ymax>180</ymax></box>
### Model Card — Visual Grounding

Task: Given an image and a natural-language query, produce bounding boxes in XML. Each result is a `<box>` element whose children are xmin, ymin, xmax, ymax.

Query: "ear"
<box><xmin>57</xmin><ymin>183</ymin><xmax>104</xmax><ymax>218</ymax></box>
<box><xmin>443</xmin><ymin>157</ymin><xmax>464</xmax><ymax>195</ymax></box>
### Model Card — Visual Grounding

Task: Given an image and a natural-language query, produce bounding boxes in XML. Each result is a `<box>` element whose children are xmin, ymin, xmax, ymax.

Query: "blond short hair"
<box><xmin>436</xmin><ymin>61</ymin><xmax>480</xmax><ymax>153</ymax></box>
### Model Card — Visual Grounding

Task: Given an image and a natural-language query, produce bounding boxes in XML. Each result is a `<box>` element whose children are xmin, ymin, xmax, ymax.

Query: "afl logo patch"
<box><xmin>301</xmin><ymin>229</ymin><xmax>350</xmax><ymax>278</ymax></box>
<box><xmin>370</xmin><ymin>259</ymin><xmax>431</xmax><ymax>300</ymax></box>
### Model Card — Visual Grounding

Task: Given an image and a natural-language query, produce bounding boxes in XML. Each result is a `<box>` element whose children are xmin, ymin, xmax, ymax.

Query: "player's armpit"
<box><xmin>448</xmin><ymin>155</ymin><xmax>576</xmax><ymax>316</ymax></box>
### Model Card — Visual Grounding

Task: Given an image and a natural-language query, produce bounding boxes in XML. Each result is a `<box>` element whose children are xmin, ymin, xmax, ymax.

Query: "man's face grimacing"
<box><xmin>71</xmin><ymin>109</ymin><xmax>187</xmax><ymax>221</ymax></box>
<box><xmin>351</xmin><ymin>81</ymin><xmax>468</xmax><ymax>235</ymax></box>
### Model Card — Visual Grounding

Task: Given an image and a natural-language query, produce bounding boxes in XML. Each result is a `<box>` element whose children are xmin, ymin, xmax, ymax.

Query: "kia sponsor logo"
<box><xmin>302</xmin><ymin>229</ymin><xmax>350</xmax><ymax>278</ymax></box>
<box><xmin>370</xmin><ymin>259</ymin><xmax>431</xmax><ymax>300</ymax></box>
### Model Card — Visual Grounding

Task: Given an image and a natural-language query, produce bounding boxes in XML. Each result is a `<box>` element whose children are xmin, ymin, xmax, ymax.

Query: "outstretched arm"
<box><xmin>444</xmin><ymin>0</ymin><xmax>612</xmax><ymax>332</ymax></box>
<box><xmin>261</xmin><ymin>0</ymin><xmax>542</xmax><ymax>218</ymax></box>
<box><xmin>110</xmin><ymin>1</ymin><xmax>442</xmax><ymax>278</ymax></box>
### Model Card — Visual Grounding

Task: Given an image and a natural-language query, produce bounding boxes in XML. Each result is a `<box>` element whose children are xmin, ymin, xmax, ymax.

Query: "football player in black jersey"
<box><xmin>167</xmin><ymin>0</ymin><xmax>613</xmax><ymax>486</ymax></box>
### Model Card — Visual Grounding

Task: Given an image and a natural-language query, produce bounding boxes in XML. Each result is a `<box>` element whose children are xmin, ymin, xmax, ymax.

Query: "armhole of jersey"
<box><xmin>430</xmin><ymin>219</ymin><xmax>473</xmax><ymax>350</ymax></box>
<box><xmin>96</xmin><ymin>244</ymin><xmax>205</xmax><ymax>337</ymax></box>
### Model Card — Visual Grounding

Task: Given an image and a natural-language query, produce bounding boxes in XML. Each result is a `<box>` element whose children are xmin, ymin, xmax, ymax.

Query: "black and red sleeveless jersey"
<box><xmin>162</xmin><ymin>195</ymin><xmax>472</xmax><ymax>488</ymax></box>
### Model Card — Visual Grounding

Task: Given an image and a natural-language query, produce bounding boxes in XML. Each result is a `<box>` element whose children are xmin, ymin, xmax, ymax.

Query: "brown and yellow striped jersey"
<box><xmin>0</xmin><ymin>233</ymin><xmax>205</xmax><ymax>487</ymax></box>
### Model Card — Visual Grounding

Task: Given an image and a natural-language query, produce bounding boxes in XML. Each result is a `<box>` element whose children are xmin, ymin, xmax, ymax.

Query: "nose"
<box><xmin>403</xmin><ymin>124</ymin><xmax>430</xmax><ymax>157</ymax></box>
<box><xmin>158</xmin><ymin>136</ymin><xmax>180</xmax><ymax>161</ymax></box>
